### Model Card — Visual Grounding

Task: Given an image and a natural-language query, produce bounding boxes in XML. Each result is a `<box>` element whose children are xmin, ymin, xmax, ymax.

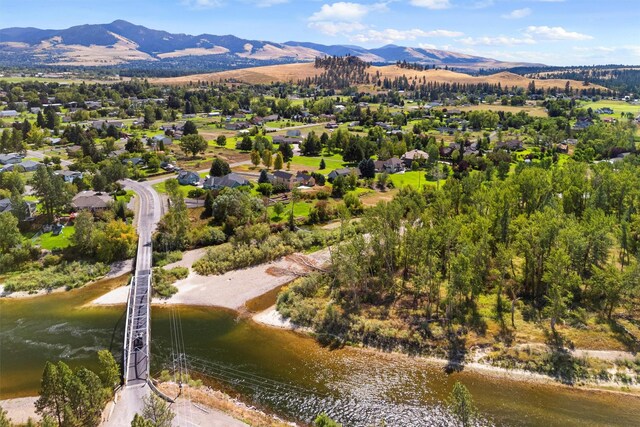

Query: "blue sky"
<box><xmin>1</xmin><ymin>0</ymin><xmax>639</xmax><ymax>65</ymax></box>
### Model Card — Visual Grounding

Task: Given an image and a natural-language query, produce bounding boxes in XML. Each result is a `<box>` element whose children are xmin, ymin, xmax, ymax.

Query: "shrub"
<box><xmin>152</xmin><ymin>266</ymin><xmax>188</xmax><ymax>298</ymax></box>
<box><xmin>152</xmin><ymin>251</ymin><xmax>183</xmax><ymax>267</ymax></box>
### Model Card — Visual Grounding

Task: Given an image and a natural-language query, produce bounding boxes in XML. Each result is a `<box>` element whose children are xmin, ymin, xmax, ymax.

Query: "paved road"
<box><xmin>26</xmin><ymin>149</ymin><xmax>73</xmax><ymax>166</ymax></box>
<box><xmin>105</xmin><ymin>179</ymin><xmax>163</xmax><ymax>425</ymax></box>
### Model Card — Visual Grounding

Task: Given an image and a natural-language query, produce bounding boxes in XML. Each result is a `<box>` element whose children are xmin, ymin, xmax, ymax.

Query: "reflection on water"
<box><xmin>2</xmin><ymin>280</ymin><xmax>640</xmax><ymax>426</ymax></box>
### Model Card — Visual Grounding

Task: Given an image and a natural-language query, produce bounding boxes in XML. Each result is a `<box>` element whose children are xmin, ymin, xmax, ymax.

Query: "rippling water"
<box><xmin>2</xmin><ymin>280</ymin><xmax>640</xmax><ymax>426</ymax></box>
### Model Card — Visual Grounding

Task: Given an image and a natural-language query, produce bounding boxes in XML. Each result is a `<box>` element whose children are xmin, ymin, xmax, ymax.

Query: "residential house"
<box><xmin>374</xmin><ymin>157</ymin><xmax>405</xmax><ymax>174</ymax></box>
<box><xmin>122</xmin><ymin>157</ymin><xmax>145</xmax><ymax>167</ymax></box>
<box><xmin>54</xmin><ymin>170</ymin><xmax>83</xmax><ymax>183</ymax></box>
<box><xmin>496</xmin><ymin>139</ymin><xmax>524</xmax><ymax>151</ymax></box>
<box><xmin>177</xmin><ymin>170</ymin><xmax>200</xmax><ymax>186</ymax></box>
<box><xmin>295</xmin><ymin>171</ymin><xmax>315</xmax><ymax>187</ymax></box>
<box><xmin>556</xmin><ymin>143</ymin><xmax>569</xmax><ymax>154</ymax></box>
<box><xmin>270</xmin><ymin>170</ymin><xmax>297</xmax><ymax>190</ymax></box>
<box><xmin>152</xmin><ymin>135</ymin><xmax>173</xmax><ymax>146</ymax></box>
<box><xmin>202</xmin><ymin>173</ymin><xmax>250</xmax><ymax>190</ymax></box>
<box><xmin>263</xmin><ymin>114</ymin><xmax>279</xmax><ymax>122</ymax></box>
<box><xmin>225</xmin><ymin>121</ymin><xmax>250</xmax><ymax>131</ymax></box>
<box><xmin>1</xmin><ymin>160</ymin><xmax>42</xmax><ymax>173</ymax></box>
<box><xmin>573</xmin><ymin>118</ymin><xmax>593</xmax><ymax>131</ymax></box>
<box><xmin>0</xmin><ymin>198</ymin><xmax>37</xmax><ymax>218</ymax></box>
<box><xmin>272</xmin><ymin>135</ymin><xmax>302</xmax><ymax>145</ymax></box>
<box><xmin>327</xmin><ymin>167</ymin><xmax>360</xmax><ymax>182</ymax></box>
<box><xmin>71</xmin><ymin>191</ymin><xmax>113</xmax><ymax>211</ymax></box>
<box><xmin>92</xmin><ymin>120</ymin><xmax>124</xmax><ymax>130</ymax></box>
<box><xmin>401</xmin><ymin>149</ymin><xmax>429</xmax><ymax>167</ymax></box>
<box><xmin>0</xmin><ymin>153</ymin><xmax>23</xmax><ymax>165</ymax></box>
<box><xmin>286</xmin><ymin>129</ymin><xmax>301</xmax><ymax>137</ymax></box>
<box><xmin>0</xmin><ymin>110</ymin><xmax>18</xmax><ymax>118</ymax></box>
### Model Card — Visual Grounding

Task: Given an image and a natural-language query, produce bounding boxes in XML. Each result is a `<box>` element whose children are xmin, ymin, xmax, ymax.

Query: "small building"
<box><xmin>177</xmin><ymin>170</ymin><xmax>200</xmax><ymax>186</ymax></box>
<box><xmin>286</xmin><ymin>129</ymin><xmax>302</xmax><ymax>138</ymax></box>
<box><xmin>401</xmin><ymin>149</ymin><xmax>429</xmax><ymax>167</ymax></box>
<box><xmin>225</xmin><ymin>121</ymin><xmax>250</xmax><ymax>131</ymax></box>
<box><xmin>203</xmin><ymin>173</ymin><xmax>250</xmax><ymax>190</ymax></box>
<box><xmin>327</xmin><ymin>167</ymin><xmax>360</xmax><ymax>182</ymax></box>
<box><xmin>270</xmin><ymin>170</ymin><xmax>296</xmax><ymax>190</ymax></box>
<box><xmin>71</xmin><ymin>191</ymin><xmax>113</xmax><ymax>211</ymax></box>
<box><xmin>0</xmin><ymin>110</ymin><xmax>18</xmax><ymax>118</ymax></box>
<box><xmin>54</xmin><ymin>170</ymin><xmax>83</xmax><ymax>183</ymax></box>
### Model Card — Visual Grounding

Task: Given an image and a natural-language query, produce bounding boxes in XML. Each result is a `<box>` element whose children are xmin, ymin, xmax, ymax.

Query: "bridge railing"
<box><xmin>122</xmin><ymin>275</ymin><xmax>135</xmax><ymax>385</ymax></box>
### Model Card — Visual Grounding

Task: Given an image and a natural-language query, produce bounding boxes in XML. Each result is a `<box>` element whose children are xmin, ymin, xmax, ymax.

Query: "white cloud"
<box><xmin>410</xmin><ymin>0</ymin><xmax>451</xmax><ymax>10</ymax></box>
<box><xmin>418</xmin><ymin>42</ymin><xmax>438</xmax><ymax>49</ymax></box>
<box><xmin>309</xmin><ymin>21</ymin><xmax>367</xmax><ymax>36</ymax></box>
<box><xmin>308</xmin><ymin>2</ymin><xmax>388</xmax><ymax>36</ymax></box>
<box><xmin>309</xmin><ymin>2</ymin><xmax>385</xmax><ymax>22</ymax></box>
<box><xmin>502</xmin><ymin>8</ymin><xmax>531</xmax><ymax>19</ymax></box>
<box><xmin>350</xmin><ymin>28</ymin><xmax>462</xmax><ymax>43</ymax></box>
<box><xmin>181</xmin><ymin>0</ymin><xmax>224</xmax><ymax>9</ymax></box>
<box><xmin>525</xmin><ymin>26</ymin><xmax>593</xmax><ymax>41</ymax></box>
<box><xmin>458</xmin><ymin>35</ymin><xmax>536</xmax><ymax>46</ymax></box>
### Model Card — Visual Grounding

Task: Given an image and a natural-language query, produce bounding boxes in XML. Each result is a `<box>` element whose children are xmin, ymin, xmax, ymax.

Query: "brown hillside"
<box><xmin>150</xmin><ymin>63</ymin><xmax>602</xmax><ymax>90</ymax></box>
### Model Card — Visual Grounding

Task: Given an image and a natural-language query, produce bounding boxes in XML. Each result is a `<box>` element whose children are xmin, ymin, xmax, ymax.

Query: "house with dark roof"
<box><xmin>71</xmin><ymin>191</ymin><xmax>113</xmax><ymax>211</ymax></box>
<box><xmin>1</xmin><ymin>160</ymin><xmax>42</xmax><ymax>173</ymax></box>
<box><xmin>272</xmin><ymin>135</ymin><xmax>302</xmax><ymax>145</ymax></box>
<box><xmin>0</xmin><ymin>198</ymin><xmax>37</xmax><ymax>218</ymax></box>
<box><xmin>177</xmin><ymin>170</ymin><xmax>200</xmax><ymax>186</ymax></box>
<box><xmin>327</xmin><ymin>167</ymin><xmax>361</xmax><ymax>182</ymax></box>
<box><xmin>374</xmin><ymin>157</ymin><xmax>405</xmax><ymax>174</ymax></box>
<box><xmin>270</xmin><ymin>170</ymin><xmax>296</xmax><ymax>190</ymax></box>
<box><xmin>203</xmin><ymin>173</ymin><xmax>250</xmax><ymax>190</ymax></box>
<box><xmin>0</xmin><ymin>153</ymin><xmax>23</xmax><ymax>165</ymax></box>
<box><xmin>496</xmin><ymin>140</ymin><xmax>524</xmax><ymax>151</ymax></box>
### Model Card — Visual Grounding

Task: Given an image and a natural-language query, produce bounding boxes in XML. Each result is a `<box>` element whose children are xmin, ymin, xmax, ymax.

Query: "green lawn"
<box><xmin>582</xmin><ymin>100</ymin><xmax>640</xmax><ymax>117</ymax></box>
<box><xmin>152</xmin><ymin>181</ymin><xmax>193</xmax><ymax>197</ymax></box>
<box><xmin>387</xmin><ymin>171</ymin><xmax>439</xmax><ymax>189</ymax></box>
<box><xmin>34</xmin><ymin>225</ymin><xmax>75</xmax><ymax>250</ymax></box>
<box><xmin>116</xmin><ymin>190</ymin><xmax>135</xmax><ymax>203</ymax></box>
<box><xmin>267</xmin><ymin>200</ymin><xmax>312</xmax><ymax>221</ymax></box>
<box><xmin>290</xmin><ymin>154</ymin><xmax>346</xmax><ymax>172</ymax></box>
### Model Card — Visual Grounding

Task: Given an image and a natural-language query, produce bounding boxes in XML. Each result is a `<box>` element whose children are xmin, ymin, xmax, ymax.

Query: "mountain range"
<box><xmin>0</xmin><ymin>20</ymin><xmax>541</xmax><ymax>71</ymax></box>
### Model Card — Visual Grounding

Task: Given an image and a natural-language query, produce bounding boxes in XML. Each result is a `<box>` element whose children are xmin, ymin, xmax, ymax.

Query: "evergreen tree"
<box><xmin>319</xmin><ymin>158</ymin><xmax>326</xmax><ymax>170</ymax></box>
<box><xmin>279</xmin><ymin>142</ymin><xmax>293</xmax><ymax>162</ymax></box>
<box><xmin>183</xmin><ymin>120</ymin><xmax>198</xmax><ymax>136</ymax></box>
<box><xmin>258</xmin><ymin>169</ymin><xmax>270</xmax><ymax>184</ymax></box>
<box><xmin>447</xmin><ymin>381</ymin><xmax>477</xmax><ymax>427</ymax></box>
<box><xmin>216</xmin><ymin>135</ymin><xmax>226</xmax><ymax>147</ymax></box>
<box><xmin>210</xmin><ymin>157</ymin><xmax>231</xmax><ymax>177</ymax></box>
<box><xmin>358</xmin><ymin>158</ymin><xmax>376</xmax><ymax>178</ymax></box>
<box><xmin>274</xmin><ymin>152</ymin><xmax>284</xmax><ymax>170</ymax></box>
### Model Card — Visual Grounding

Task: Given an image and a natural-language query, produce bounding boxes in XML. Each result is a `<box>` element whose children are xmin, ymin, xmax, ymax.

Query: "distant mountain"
<box><xmin>0</xmin><ymin>20</ymin><xmax>542</xmax><ymax>71</ymax></box>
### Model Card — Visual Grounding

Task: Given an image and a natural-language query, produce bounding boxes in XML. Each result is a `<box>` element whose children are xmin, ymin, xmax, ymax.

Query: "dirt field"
<box><xmin>151</xmin><ymin>63</ymin><xmax>601</xmax><ymax>90</ymax></box>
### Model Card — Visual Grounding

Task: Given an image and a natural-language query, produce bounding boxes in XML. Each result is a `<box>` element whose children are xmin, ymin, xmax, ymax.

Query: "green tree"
<box><xmin>543</xmin><ymin>248</ymin><xmax>578</xmax><ymax>334</ymax></box>
<box><xmin>131</xmin><ymin>413</ymin><xmax>154</xmax><ymax>427</ymax></box>
<box><xmin>179</xmin><ymin>134</ymin><xmax>207</xmax><ymax>158</ymax></box>
<box><xmin>314</xmin><ymin>413</ymin><xmax>342</xmax><ymax>427</ymax></box>
<box><xmin>447</xmin><ymin>381</ymin><xmax>477</xmax><ymax>427</ymax></box>
<box><xmin>140</xmin><ymin>394</ymin><xmax>175</xmax><ymax>427</ymax></box>
<box><xmin>319</xmin><ymin>158</ymin><xmax>326</xmax><ymax>170</ymax></box>
<box><xmin>97</xmin><ymin>349</ymin><xmax>120</xmax><ymax>390</ymax></box>
<box><xmin>183</xmin><ymin>120</ymin><xmax>198</xmax><ymax>136</ymax></box>
<box><xmin>250</xmin><ymin>150</ymin><xmax>261</xmax><ymax>167</ymax></box>
<box><xmin>94</xmin><ymin>220</ymin><xmax>138</xmax><ymax>263</ymax></box>
<box><xmin>155</xmin><ymin>179</ymin><xmax>189</xmax><ymax>250</ymax></box>
<box><xmin>0</xmin><ymin>405</ymin><xmax>11</xmax><ymax>427</ymax></box>
<box><xmin>273</xmin><ymin>201</ymin><xmax>285</xmax><ymax>218</ymax></box>
<box><xmin>274</xmin><ymin>152</ymin><xmax>284</xmax><ymax>170</ymax></box>
<box><xmin>72</xmin><ymin>210</ymin><xmax>96</xmax><ymax>255</ymax></box>
<box><xmin>144</xmin><ymin>105</ymin><xmax>156</xmax><ymax>127</ymax></box>
<box><xmin>262</xmin><ymin>149</ymin><xmax>273</xmax><ymax>169</ymax></box>
<box><xmin>31</xmin><ymin>166</ymin><xmax>72</xmax><ymax>223</ymax></box>
<box><xmin>210</xmin><ymin>157</ymin><xmax>231</xmax><ymax>177</ymax></box>
<box><xmin>35</xmin><ymin>361</ymin><xmax>72</xmax><ymax>426</ymax></box>
<box><xmin>215</xmin><ymin>134</ymin><xmax>226</xmax><ymax>147</ymax></box>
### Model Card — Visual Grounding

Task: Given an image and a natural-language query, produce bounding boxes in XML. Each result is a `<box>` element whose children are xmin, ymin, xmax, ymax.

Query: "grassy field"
<box><xmin>267</xmin><ymin>199</ymin><xmax>312</xmax><ymax>221</ymax></box>
<box><xmin>34</xmin><ymin>225</ymin><xmax>75</xmax><ymax>250</ymax></box>
<box><xmin>452</xmin><ymin>103</ymin><xmax>549</xmax><ymax>118</ymax></box>
<box><xmin>582</xmin><ymin>100</ymin><xmax>640</xmax><ymax>116</ymax></box>
<box><xmin>290</xmin><ymin>154</ymin><xmax>346</xmax><ymax>172</ymax></box>
<box><xmin>152</xmin><ymin>181</ymin><xmax>193</xmax><ymax>197</ymax></box>
<box><xmin>388</xmin><ymin>171</ymin><xmax>440</xmax><ymax>190</ymax></box>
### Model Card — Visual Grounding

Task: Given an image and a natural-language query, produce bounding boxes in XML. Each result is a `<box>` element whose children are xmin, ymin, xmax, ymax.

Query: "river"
<box><xmin>1</xmin><ymin>277</ymin><xmax>639</xmax><ymax>426</ymax></box>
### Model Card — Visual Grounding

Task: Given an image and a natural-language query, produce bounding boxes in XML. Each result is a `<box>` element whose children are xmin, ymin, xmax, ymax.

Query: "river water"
<box><xmin>1</xmin><ymin>278</ymin><xmax>639</xmax><ymax>426</ymax></box>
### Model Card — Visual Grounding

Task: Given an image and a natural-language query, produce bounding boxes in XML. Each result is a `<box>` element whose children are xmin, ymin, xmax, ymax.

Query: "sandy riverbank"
<box><xmin>0</xmin><ymin>397</ymin><xmax>39</xmax><ymax>425</ymax></box>
<box><xmin>252</xmin><ymin>306</ymin><xmax>640</xmax><ymax>396</ymax></box>
<box><xmin>91</xmin><ymin>247</ymin><xmax>330</xmax><ymax>309</ymax></box>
